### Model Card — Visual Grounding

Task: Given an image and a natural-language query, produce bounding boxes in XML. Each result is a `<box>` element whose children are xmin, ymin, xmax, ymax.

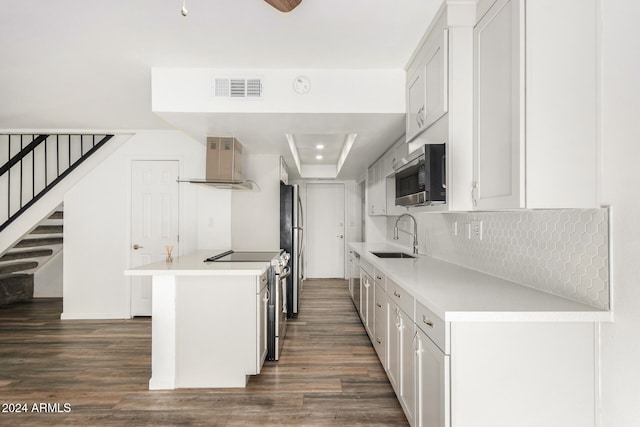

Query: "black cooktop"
<box><xmin>204</xmin><ymin>250</ymin><xmax>281</xmax><ymax>263</ymax></box>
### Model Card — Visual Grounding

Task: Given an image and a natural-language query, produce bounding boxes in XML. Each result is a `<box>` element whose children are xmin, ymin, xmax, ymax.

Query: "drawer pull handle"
<box><xmin>376</xmin><ymin>302</ymin><xmax>382</xmax><ymax>308</ymax></box>
<box><xmin>376</xmin><ymin>337</ymin><xmax>382</xmax><ymax>344</ymax></box>
<box><xmin>376</xmin><ymin>275</ymin><xmax>382</xmax><ymax>280</ymax></box>
<box><xmin>422</xmin><ymin>315</ymin><xmax>434</xmax><ymax>328</ymax></box>
<box><xmin>393</xmin><ymin>291</ymin><xmax>401</xmax><ymax>298</ymax></box>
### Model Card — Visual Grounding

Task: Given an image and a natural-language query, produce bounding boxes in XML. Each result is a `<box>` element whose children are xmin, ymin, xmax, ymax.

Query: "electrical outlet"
<box><xmin>471</xmin><ymin>220</ymin><xmax>483</xmax><ymax>240</ymax></box>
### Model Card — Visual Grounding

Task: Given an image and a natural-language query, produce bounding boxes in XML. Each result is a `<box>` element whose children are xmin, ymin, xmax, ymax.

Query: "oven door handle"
<box><xmin>279</xmin><ymin>265</ymin><xmax>292</xmax><ymax>280</ymax></box>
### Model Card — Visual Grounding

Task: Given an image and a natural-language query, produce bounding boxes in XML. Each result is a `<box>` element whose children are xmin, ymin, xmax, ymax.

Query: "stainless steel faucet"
<box><xmin>393</xmin><ymin>213</ymin><xmax>419</xmax><ymax>254</ymax></box>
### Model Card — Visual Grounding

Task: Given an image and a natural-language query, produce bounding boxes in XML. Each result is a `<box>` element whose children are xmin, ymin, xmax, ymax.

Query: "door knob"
<box><xmin>133</xmin><ymin>244</ymin><xmax>144</xmax><ymax>250</ymax></box>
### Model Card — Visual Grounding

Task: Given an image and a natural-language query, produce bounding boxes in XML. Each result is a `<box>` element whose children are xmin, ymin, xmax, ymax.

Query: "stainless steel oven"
<box><xmin>268</xmin><ymin>254</ymin><xmax>291</xmax><ymax>360</ymax></box>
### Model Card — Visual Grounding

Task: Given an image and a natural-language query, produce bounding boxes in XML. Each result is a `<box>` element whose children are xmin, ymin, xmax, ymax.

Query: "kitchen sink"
<box><xmin>370</xmin><ymin>251</ymin><xmax>415</xmax><ymax>259</ymax></box>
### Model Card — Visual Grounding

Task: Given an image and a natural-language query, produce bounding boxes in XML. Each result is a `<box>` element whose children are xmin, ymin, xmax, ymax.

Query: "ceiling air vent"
<box><xmin>213</xmin><ymin>77</ymin><xmax>263</xmax><ymax>99</ymax></box>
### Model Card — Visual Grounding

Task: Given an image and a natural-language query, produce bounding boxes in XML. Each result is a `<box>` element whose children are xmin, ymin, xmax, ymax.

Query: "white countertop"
<box><xmin>350</xmin><ymin>242</ymin><xmax>611</xmax><ymax>322</ymax></box>
<box><xmin>124</xmin><ymin>250</ymin><xmax>273</xmax><ymax>276</ymax></box>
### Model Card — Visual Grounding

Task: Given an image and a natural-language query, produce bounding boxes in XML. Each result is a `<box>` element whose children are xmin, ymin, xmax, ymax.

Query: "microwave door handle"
<box><xmin>442</xmin><ymin>154</ymin><xmax>446</xmax><ymax>189</ymax></box>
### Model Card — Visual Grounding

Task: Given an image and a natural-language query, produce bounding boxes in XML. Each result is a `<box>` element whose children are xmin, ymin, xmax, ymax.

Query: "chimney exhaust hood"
<box><xmin>178</xmin><ymin>137</ymin><xmax>259</xmax><ymax>191</ymax></box>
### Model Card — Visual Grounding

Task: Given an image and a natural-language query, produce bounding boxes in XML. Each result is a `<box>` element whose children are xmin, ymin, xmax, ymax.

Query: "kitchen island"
<box><xmin>125</xmin><ymin>250</ymin><xmax>273</xmax><ymax>390</ymax></box>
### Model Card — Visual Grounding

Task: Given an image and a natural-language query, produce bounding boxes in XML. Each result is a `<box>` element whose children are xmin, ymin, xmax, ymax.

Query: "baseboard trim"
<box><xmin>60</xmin><ymin>312</ymin><xmax>128</xmax><ymax>320</ymax></box>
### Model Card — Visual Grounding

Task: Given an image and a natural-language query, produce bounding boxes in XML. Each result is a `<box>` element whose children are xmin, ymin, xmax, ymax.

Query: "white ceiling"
<box><xmin>0</xmin><ymin>0</ymin><xmax>442</xmax><ymax>180</ymax></box>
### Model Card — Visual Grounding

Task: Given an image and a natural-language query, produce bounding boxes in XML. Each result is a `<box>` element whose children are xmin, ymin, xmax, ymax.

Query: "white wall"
<box><xmin>152</xmin><ymin>68</ymin><xmax>405</xmax><ymax>114</ymax></box>
<box><xmin>231</xmin><ymin>153</ymin><xmax>280</xmax><ymax>251</ymax></box>
<box><xmin>599</xmin><ymin>0</ymin><xmax>640</xmax><ymax>425</ymax></box>
<box><xmin>62</xmin><ymin>130</ymin><xmax>231</xmax><ymax>319</ymax></box>
<box><xmin>33</xmin><ymin>250</ymin><xmax>63</xmax><ymax>297</ymax></box>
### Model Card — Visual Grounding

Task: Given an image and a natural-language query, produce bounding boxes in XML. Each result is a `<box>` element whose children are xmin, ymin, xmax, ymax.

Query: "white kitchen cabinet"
<box><xmin>472</xmin><ymin>0</ymin><xmax>524</xmax><ymax>209</ymax></box>
<box><xmin>373</xmin><ymin>283</ymin><xmax>387</xmax><ymax>366</ymax></box>
<box><xmin>363</xmin><ymin>270</ymin><xmax>375</xmax><ymax>338</ymax></box>
<box><xmin>387</xmin><ymin>277</ymin><xmax>417</xmax><ymax>426</ymax></box>
<box><xmin>400</xmin><ymin>313</ymin><xmax>416</xmax><ymax>427</ymax></box>
<box><xmin>387</xmin><ymin>303</ymin><xmax>402</xmax><ymax>393</ymax></box>
<box><xmin>350</xmin><ymin>244</ymin><xmax>601</xmax><ymax>426</ymax></box>
<box><xmin>387</xmin><ymin>302</ymin><xmax>416</xmax><ymax>426</ymax></box>
<box><xmin>256</xmin><ymin>277</ymin><xmax>269</xmax><ymax>373</ymax></box>
<box><xmin>473</xmin><ymin>0</ymin><xmax>599</xmax><ymax>209</ymax></box>
<box><xmin>406</xmin><ymin>11</ymin><xmax>448</xmax><ymax>143</ymax></box>
<box><xmin>367</xmin><ymin>158</ymin><xmax>386</xmax><ymax>216</ymax></box>
<box><xmin>415</xmin><ymin>302</ymin><xmax>450</xmax><ymax>427</ymax></box>
<box><xmin>386</xmin><ymin>138</ymin><xmax>410</xmax><ymax>217</ymax></box>
<box><xmin>406</xmin><ymin>68</ymin><xmax>426</xmax><ymax>143</ymax></box>
<box><xmin>360</xmin><ymin>267</ymin><xmax>375</xmax><ymax>338</ymax></box>
<box><xmin>415</xmin><ymin>331</ymin><xmax>449</xmax><ymax>427</ymax></box>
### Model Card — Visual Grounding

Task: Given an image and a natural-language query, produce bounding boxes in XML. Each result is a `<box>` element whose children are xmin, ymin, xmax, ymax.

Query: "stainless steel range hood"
<box><xmin>178</xmin><ymin>136</ymin><xmax>260</xmax><ymax>191</ymax></box>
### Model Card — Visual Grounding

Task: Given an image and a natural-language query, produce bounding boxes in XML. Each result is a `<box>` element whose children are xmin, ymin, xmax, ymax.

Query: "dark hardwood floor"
<box><xmin>0</xmin><ymin>279</ymin><xmax>407</xmax><ymax>426</ymax></box>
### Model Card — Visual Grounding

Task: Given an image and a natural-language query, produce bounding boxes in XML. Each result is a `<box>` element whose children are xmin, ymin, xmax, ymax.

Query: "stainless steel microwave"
<box><xmin>393</xmin><ymin>143</ymin><xmax>446</xmax><ymax>207</ymax></box>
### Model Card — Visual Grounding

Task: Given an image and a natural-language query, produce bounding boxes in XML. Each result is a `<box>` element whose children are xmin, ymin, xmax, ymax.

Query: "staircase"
<box><xmin>0</xmin><ymin>207</ymin><xmax>64</xmax><ymax>306</ymax></box>
<box><xmin>0</xmin><ymin>133</ymin><xmax>114</xmax><ymax>307</ymax></box>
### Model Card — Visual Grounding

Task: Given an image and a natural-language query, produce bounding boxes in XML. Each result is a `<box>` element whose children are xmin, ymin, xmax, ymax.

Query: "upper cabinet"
<box><xmin>406</xmin><ymin>16</ymin><xmax>449</xmax><ymax>143</ymax></box>
<box><xmin>473</xmin><ymin>0</ymin><xmax>599</xmax><ymax>209</ymax></box>
<box><xmin>402</xmin><ymin>3</ymin><xmax>475</xmax><ymax>213</ymax></box>
<box><xmin>472</xmin><ymin>0</ymin><xmax>524</xmax><ymax>209</ymax></box>
<box><xmin>367</xmin><ymin>158</ymin><xmax>386</xmax><ymax>216</ymax></box>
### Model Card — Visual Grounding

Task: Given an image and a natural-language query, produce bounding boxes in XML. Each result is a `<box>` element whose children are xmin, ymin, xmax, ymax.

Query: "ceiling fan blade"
<box><xmin>264</xmin><ymin>0</ymin><xmax>302</xmax><ymax>13</ymax></box>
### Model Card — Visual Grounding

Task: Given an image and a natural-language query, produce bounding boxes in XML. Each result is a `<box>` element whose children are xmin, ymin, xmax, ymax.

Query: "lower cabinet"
<box><xmin>387</xmin><ymin>300</ymin><xmax>416</xmax><ymax>427</ymax></box>
<box><xmin>361</xmin><ymin>269</ymin><xmax>374</xmax><ymax>338</ymax></box>
<box><xmin>416</xmin><ymin>328</ymin><xmax>450</xmax><ymax>427</ymax></box>
<box><xmin>387</xmin><ymin>303</ymin><xmax>401</xmax><ymax>392</ymax></box>
<box><xmin>373</xmin><ymin>284</ymin><xmax>387</xmax><ymax>365</ymax></box>
<box><xmin>399</xmin><ymin>307</ymin><xmax>416</xmax><ymax>427</ymax></box>
<box><xmin>256</xmin><ymin>274</ymin><xmax>269</xmax><ymax>374</ymax></box>
<box><xmin>358</xmin><ymin>257</ymin><xmax>597</xmax><ymax>427</ymax></box>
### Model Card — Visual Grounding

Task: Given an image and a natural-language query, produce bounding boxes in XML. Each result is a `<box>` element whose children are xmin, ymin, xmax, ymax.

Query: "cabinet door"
<box><xmin>375</xmin><ymin>161</ymin><xmax>386</xmax><ymax>215</ymax></box>
<box><xmin>366</xmin><ymin>275</ymin><xmax>376</xmax><ymax>339</ymax></box>
<box><xmin>386</xmin><ymin>142</ymin><xmax>410</xmax><ymax>217</ymax></box>
<box><xmin>373</xmin><ymin>284</ymin><xmax>387</xmax><ymax>366</ymax></box>
<box><xmin>348</xmin><ymin>255</ymin><xmax>354</xmax><ymax>299</ymax></box>
<box><xmin>400</xmin><ymin>310</ymin><xmax>416</xmax><ymax>426</ymax></box>
<box><xmin>367</xmin><ymin>160</ymin><xmax>386</xmax><ymax>216</ymax></box>
<box><xmin>367</xmin><ymin>165</ymin><xmax>376</xmax><ymax>215</ymax></box>
<box><xmin>473</xmin><ymin>0</ymin><xmax>524</xmax><ymax>209</ymax></box>
<box><xmin>423</xmin><ymin>29</ymin><xmax>448</xmax><ymax>129</ymax></box>
<box><xmin>387</xmin><ymin>303</ymin><xmax>401</xmax><ymax>393</ymax></box>
<box><xmin>406</xmin><ymin>66</ymin><xmax>426</xmax><ymax>142</ymax></box>
<box><xmin>360</xmin><ymin>273</ymin><xmax>373</xmax><ymax>338</ymax></box>
<box><xmin>257</xmin><ymin>285</ymin><xmax>269</xmax><ymax>373</ymax></box>
<box><xmin>416</xmin><ymin>329</ymin><xmax>450</xmax><ymax>427</ymax></box>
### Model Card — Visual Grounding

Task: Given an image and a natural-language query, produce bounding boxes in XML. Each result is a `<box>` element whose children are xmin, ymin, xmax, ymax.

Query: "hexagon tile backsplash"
<box><xmin>424</xmin><ymin>209</ymin><xmax>610</xmax><ymax>310</ymax></box>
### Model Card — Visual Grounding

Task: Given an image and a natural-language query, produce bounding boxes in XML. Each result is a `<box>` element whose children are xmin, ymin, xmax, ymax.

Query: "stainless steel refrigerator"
<box><xmin>280</xmin><ymin>183</ymin><xmax>303</xmax><ymax>317</ymax></box>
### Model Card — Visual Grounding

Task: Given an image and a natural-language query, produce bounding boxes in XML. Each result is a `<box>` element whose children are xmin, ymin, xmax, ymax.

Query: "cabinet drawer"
<box><xmin>416</xmin><ymin>300</ymin><xmax>446</xmax><ymax>354</ymax></box>
<box><xmin>360</xmin><ymin>258</ymin><xmax>375</xmax><ymax>279</ymax></box>
<box><xmin>387</xmin><ymin>278</ymin><xmax>414</xmax><ymax>320</ymax></box>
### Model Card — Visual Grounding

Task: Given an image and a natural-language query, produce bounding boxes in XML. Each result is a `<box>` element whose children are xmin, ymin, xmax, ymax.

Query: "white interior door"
<box><xmin>305</xmin><ymin>183</ymin><xmax>345</xmax><ymax>278</ymax></box>
<box><xmin>130</xmin><ymin>160</ymin><xmax>179</xmax><ymax>316</ymax></box>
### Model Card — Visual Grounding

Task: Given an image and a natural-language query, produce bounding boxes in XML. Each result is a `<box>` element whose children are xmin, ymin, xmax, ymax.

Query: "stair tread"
<box><xmin>0</xmin><ymin>273</ymin><xmax>32</xmax><ymax>279</ymax></box>
<box><xmin>31</xmin><ymin>225</ymin><xmax>63</xmax><ymax>234</ymax></box>
<box><xmin>0</xmin><ymin>261</ymin><xmax>39</xmax><ymax>274</ymax></box>
<box><xmin>15</xmin><ymin>237</ymin><xmax>63</xmax><ymax>248</ymax></box>
<box><xmin>48</xmin><ymin>211</ymin><xmax>64</xmax><ymax>220</ymax></box>
<box><xmin>0</xmin><ymin>249</ymin><xmax>54</xmax><ymax>261</ymax></box>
